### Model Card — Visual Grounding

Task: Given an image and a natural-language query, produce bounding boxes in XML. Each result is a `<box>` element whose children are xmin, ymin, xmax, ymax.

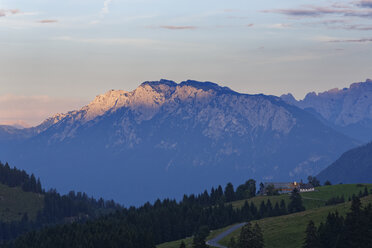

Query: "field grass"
<box><xmin>219</xmin><ymin>194</ymin><xmax>372</xmax><ymax>248</ymax></box>
<box><xmin>0</xmin><ymin>183</ymin><xmax>44</xmax><ymax>222</ymax></box>
<box><xmin>157</xmin><ymin>184</ymin><xmax>372</xmax><ymax>248</ymax></box>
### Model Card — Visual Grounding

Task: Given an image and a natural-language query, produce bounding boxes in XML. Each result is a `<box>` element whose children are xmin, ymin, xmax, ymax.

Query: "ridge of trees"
<box><xmin>228</xmin><ymin>222</ymin><xmax>264</xmax><ymax>248</ymax></box>
<box><xmin>0</xmin><ymin>162</ymin><xmax>42</xmax><ymax>194</ymax></box>
<box><xmin>2</xmin><ymin>181</ymin><xmax>308</xmax><ymax>248</ymax></box>
<box><xmin>0</xmin><ymin>162</ymin><xmax>122</xmax><ymax>243</ymax></box>
<box><xmin>303</xmin><ymin>195</ymin><xmax>372</xmax><ymax>248</ymax></box>
<box><xmin>0</xmin><ymin>161</ymin><xmax>308</xmax><ymax>248</ymax></box>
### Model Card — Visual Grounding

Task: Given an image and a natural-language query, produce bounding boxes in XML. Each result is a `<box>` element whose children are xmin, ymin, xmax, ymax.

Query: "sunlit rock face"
<box><xmin>0</xmin><ymin>80</ymin><xmax>357</xmax><ymax>205</ymax></box>
<box><xmin>281</xmin><ymin>79</ymin><xmax>372</xmax><ymax>142</ymax></box>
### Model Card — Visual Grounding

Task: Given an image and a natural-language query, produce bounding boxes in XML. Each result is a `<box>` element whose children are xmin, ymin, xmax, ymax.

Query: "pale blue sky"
<box><xmin>1</xmin><ymin>0</ymin><xmax>372</xmax><ymax>125</ymax></box>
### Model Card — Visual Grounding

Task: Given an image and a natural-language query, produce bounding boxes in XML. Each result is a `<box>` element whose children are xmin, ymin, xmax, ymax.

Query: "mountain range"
<box><xmin>0</xmin><ymin>79</ymin><xmax>364</xmax><ymax>205</ymax></box>
<box><xmin>281</xmin><ymin>79</ymin><xmax>372</xmax><ymax>142</ymax></box>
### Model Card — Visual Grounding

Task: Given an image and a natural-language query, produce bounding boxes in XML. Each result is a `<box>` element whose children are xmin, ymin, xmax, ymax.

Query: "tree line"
<box><xmin>0</xmin><ymin>161</ymin><xmax>308</xmax><ymax>247</ymax></box>
<box><xmin>2</xmin><ymin>180</ymin><xmax>307</xmax><ymax>247</ymax></box>
<box><xmin>304</xmin><ymin>196</ymin><xmax>372</xmax><ymax>248</ymax></box>
<box><xmin>0</xmin><ymin>162</ymin><xmax>42</xmax><ymax>194</ymax></box>
<box><xmin>0</xmin><ymin>162</ymin><xmax>122</xmax><ymax>243</ymax></box>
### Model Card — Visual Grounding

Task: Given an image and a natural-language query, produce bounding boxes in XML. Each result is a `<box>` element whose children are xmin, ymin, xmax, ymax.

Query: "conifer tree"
<box><xmin>258</xmin><ymin>201</ymin><xmax>267</xmax><ymax>218</ymax></box>
<box><xmin>363</xmin><ymin>186</ymin><xmax>369</xmax><ymax>197</ymax></box>
<box><xmin>273</xmin><ymin>202</ymin><xmax>280</xmax><ymax>216</ymax></box>
<box><xmin>179</xmin><ymin>241</ymin><xmax>186</xmax><ymax>248</ymax></box>
<box><xmin>252</xmin><ymin>223</ymin><xmax>264</xmax><ymax>248</ymax></box>
<box><xmin>192</xmin><ymin>226</ymin><xmax>209</xmax><ymax>248</ymax></box>
<box><xmin>303</xmin><ymin>221</ymin><xmax>320</xmax><ymax>248</ymax></box>
<box><xmin>228</xmin><ymin>237</ymin><xmax>237</xmax><ymax>248</ymax></box>
<box><xmin>266</xmin><ymin>199</ymin><xmax>273</xmax><ymax>216</ymax></box>
<box><xmin>279</xmin><ymin>199</ymin><xmax>287</xmax><ymax>215</ymax></box>
<box><xmin>238</xmin><ymin>223</ymin><xmax>254</xmax><ymax>248</ymax></box>
<box><xmin>225</xmin><ymin>183</ymin><xmax>235</xmax><ymax>202</ymax></box>
<box><xmin>288</xmin><ymin>188</ymin><xmax>305</xmax><ymax>213</ymax></box>
<box><xmin>238</xmin><ymin>222</ymin><xmax>264</xmax><ymax>248</ymax></box>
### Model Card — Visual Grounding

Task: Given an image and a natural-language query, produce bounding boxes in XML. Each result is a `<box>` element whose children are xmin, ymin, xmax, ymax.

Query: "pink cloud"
<box><xmin>38</xmin><ymin>19</ymin><xmax>58</xmax><ymax>23</ymax></box>
<box><xmin>0</xmin><ymin>9</ymin><xmax>21</xmax><ymax>17</ymax></box>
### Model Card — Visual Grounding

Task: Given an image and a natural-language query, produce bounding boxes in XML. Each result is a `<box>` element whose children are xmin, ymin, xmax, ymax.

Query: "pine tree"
<box><xmin>36</xmin><ymin>178</ymin><xmax>42</xmax><ymax>193</ymax></box>
<box><xmin>238</xmin><ymin>223</ymin><xmax>254</xmax><ymax>248</ymax></box>
<box><xmin>252</xmin><ymin>223</ymin><xmax>264</xmax><ymax>248</ymax></box>
<box><xmin>303</xmin><ymin>221</ymin><xmax>320</xmax><ymax>248</ymax></box>
<box><xmin>279</xmin><ymin>199</ymin><xmax>287</xmax><ymax>215</ymax></box>
<box><xmin>225</xmin><ymin>183</ymin><xmax>235</xmax><ymax>202</ymax></box>
<box><xmin>179</xmin><ymin>241</ymin><xmax>186</xmax><ymax>248</ymax></box>
<box><xmin>324</xmin><ymin>180</ymin><xmax>332</xmax><ymax>186</ymax></box>
<box><xmin>273</xmin><ymin>202</ymin><xmax>280</xmax><ymax>216</ymax></box>
<box><xmin>228</xmin><ymin>237</ymin><xmax>237</xmax><ymax>248</ymax></box>
<box><xmin>238</xmin><ymin>222</ymin><xmax>264</xmax><ymax>248</ymax></box>
<box><xmin>266</xmin><ymin>200</ymin><xmax>273</xmax><ymax>216</ymax></box>
<box><xmin>288</xmin><ymin>188</ymin><xmax>305</xmax><ymax>213</ymax></box>
<box><xmin>363</xmin><ymin>186</ymin><xmax>369</xmax><ymax>197</ymax></box>
<box><xmin>192</xmin><ymin>226</ymin><xmax>209</xmax><ymax>248</ymax></box>
<box><xmin>258</xmin><ymin>201</ymin><xmax>267</xmax><ymax>218</ymax></box>
<box><xmin>259</xmin><ymin>182</ymin><xmax>265</xmax><ymax>195</ymax></box>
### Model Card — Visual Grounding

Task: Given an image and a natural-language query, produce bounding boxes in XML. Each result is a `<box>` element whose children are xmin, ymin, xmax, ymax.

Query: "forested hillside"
<box><xmin>317</xmin><ymin>142</ymin><xmax>372</xmax><ymax>184</ymax></box>
<box><xmin>1</xmin><ymin>177</ymin><xmax>321</xmax><ymax>248</ymax></box>
<box><xmin>0</xmin><ymin>161</ymin><xmax>121</xmax><ymax>243</ymax></box>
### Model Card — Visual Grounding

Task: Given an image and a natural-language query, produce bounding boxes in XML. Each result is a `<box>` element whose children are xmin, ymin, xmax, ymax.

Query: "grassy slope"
<box><xmin>220</xmin><ymin>194</ymin><xmax>372</xmax><ymax>248</ymax></box>
<box><xmin>0</xmin><ymin>183</ymin><xmax>44</xmax><ymax>222</ymax></box>
<box><xmin>157</xmin><ymin>184</ymin><xmax>372</xmax><ymax>248</ymax></box>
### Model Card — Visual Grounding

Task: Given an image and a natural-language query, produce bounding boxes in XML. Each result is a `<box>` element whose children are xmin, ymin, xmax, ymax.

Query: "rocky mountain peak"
<box><xmin>280</xmin><ymin>93</ymin><xmax>297</xmax><ymax>105</ymax></box>
<box><xmin>280</xmin><ymin>79</ymin><xmax>372</xmax><ymax>141</ymax></box>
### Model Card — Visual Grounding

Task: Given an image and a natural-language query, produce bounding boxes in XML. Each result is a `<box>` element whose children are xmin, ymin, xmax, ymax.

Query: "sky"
<box><xmin>1</xmin><ymin>0</ymin><xmax>372</xmax><ymax>126</ymax></box>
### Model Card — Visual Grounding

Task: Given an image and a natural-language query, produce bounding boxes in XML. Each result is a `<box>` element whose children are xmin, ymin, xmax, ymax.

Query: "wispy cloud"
<box><xmin>223</xmin><ymin>9</ymin><xmax>239</xmax><ymax>13</ymax></box>
<box><xmin>159</xmin><ymin>25</ymin><xmax>197</xmax><ymax>30</ymax></box>
<box><xmin>329</xmin><ymin>38</ymin><xmax>372</xmax><ymax>43</ymax></box>
<box><xmin>268</xmin><ymin>23</ymin><xmax>292</xmax><ymax>29</ymax></box>
<box><xmin>263</xmin><ymin>4</ymin><xmax>372</xmax><ymax>18</ymax></box>
<box><xmin>102</xmin><ymin>0</ymin><xmax>113</xmax><ymax>15</ymax></box>
<box><xmin>52</xmin><ymin>36</ymin><xmax>163</xmax><ymax>46</ymax></box>
<box><xmin>263</xmin><ymin>7</ymin><xmax>341</xmax><ymax>17</ymax></box>
<box><xmin>91</xmin><ymin>0</ymin><xmax>114</xmax><ymax>24</ymax></box>
<box><xmin>355</xmin><ymin>0</ymin><xmax>372</xmax><ymax>8</ymax></box>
